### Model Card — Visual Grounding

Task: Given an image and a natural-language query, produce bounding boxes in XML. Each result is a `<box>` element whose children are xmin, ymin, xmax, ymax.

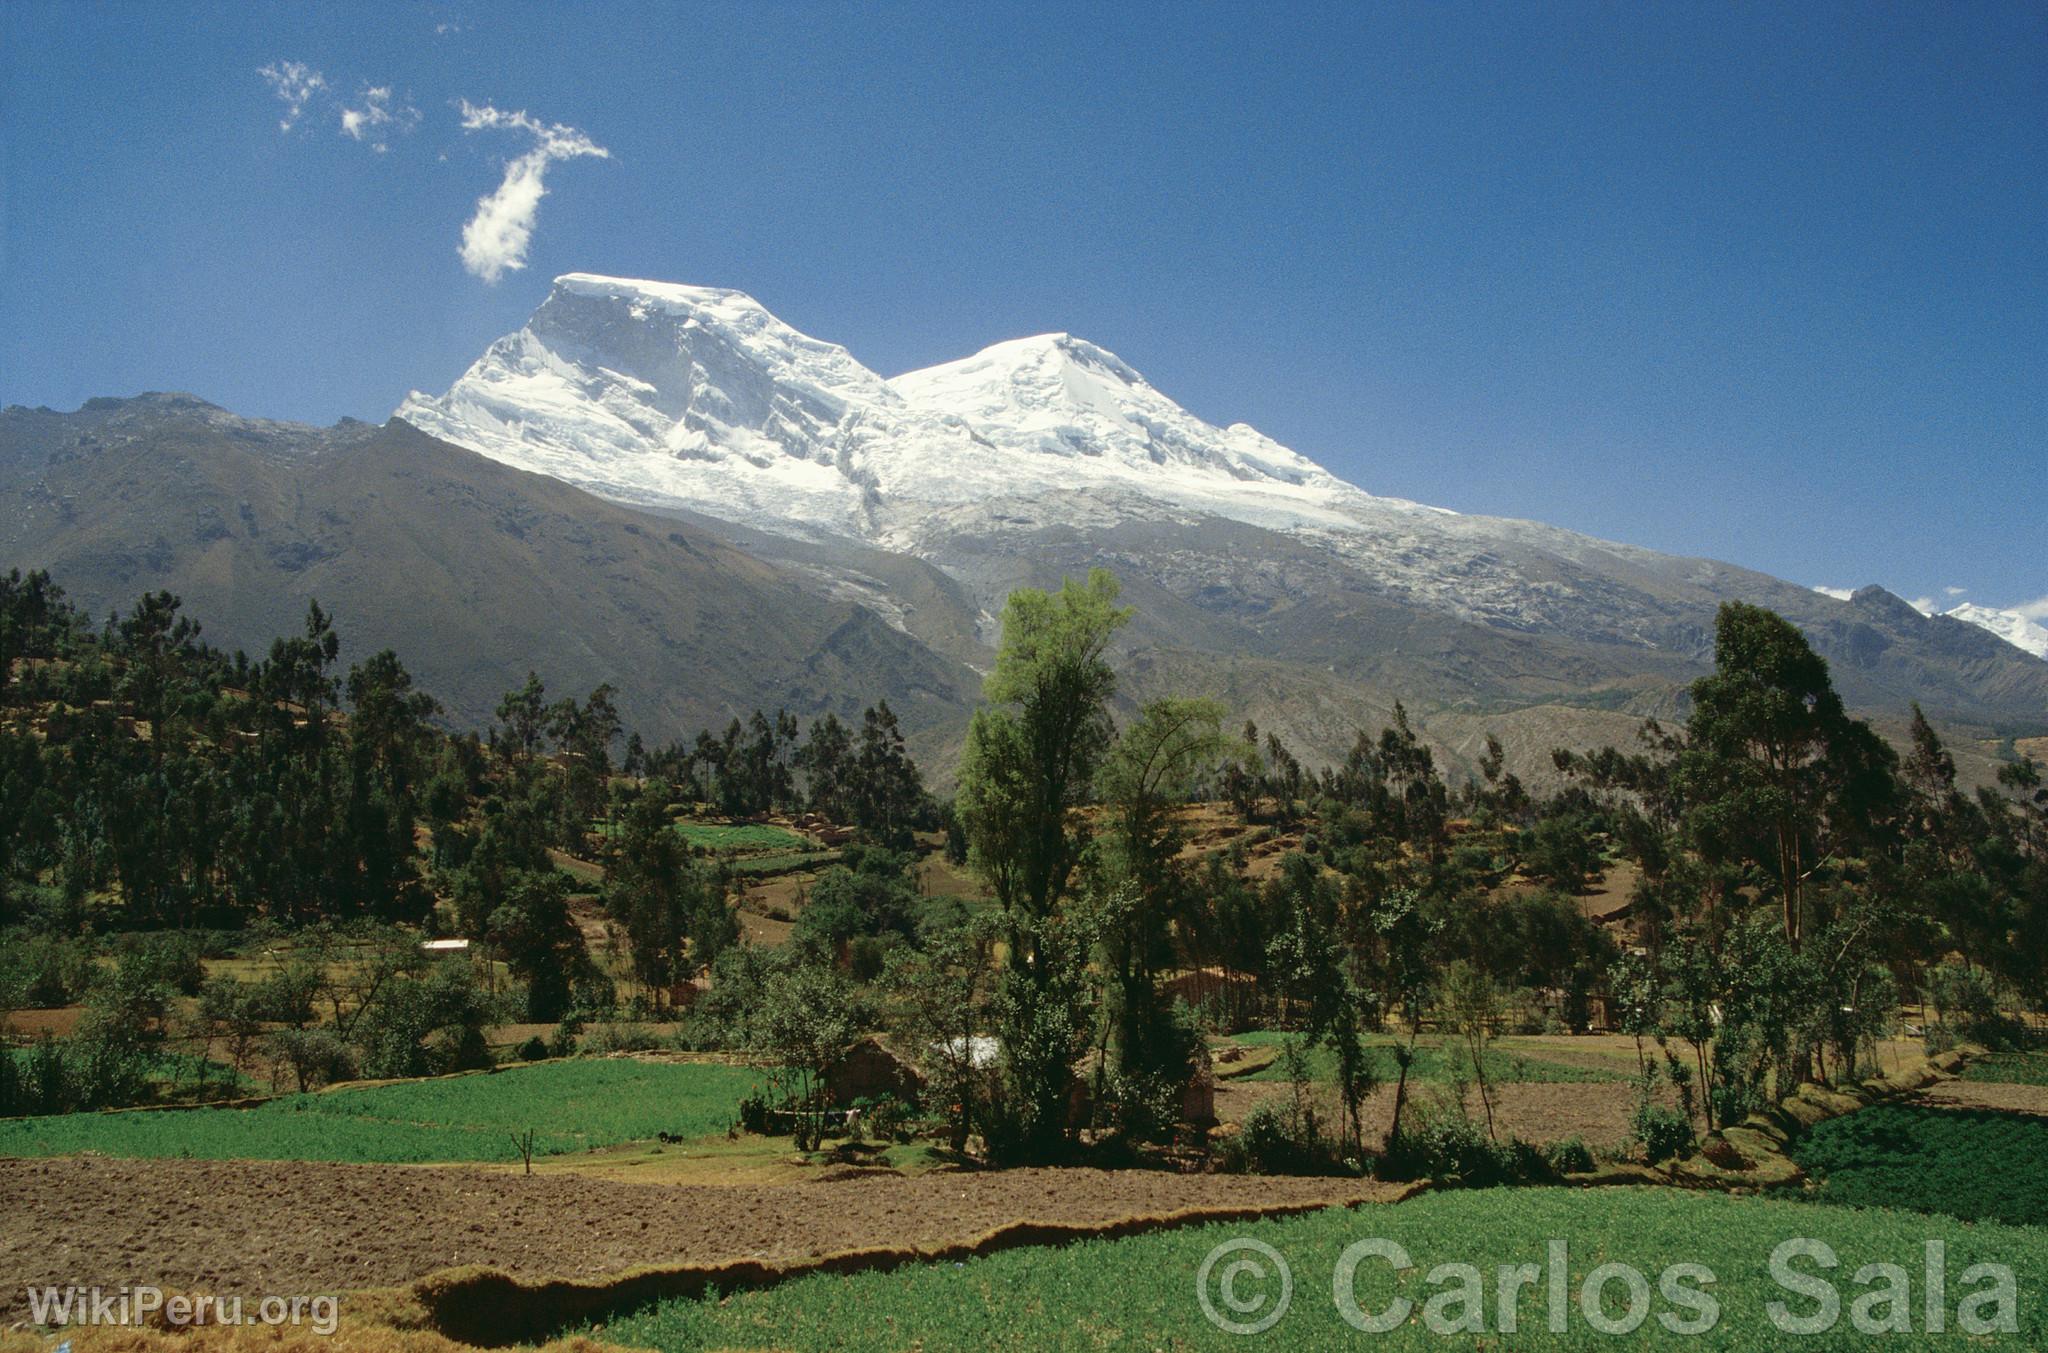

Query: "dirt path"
<box><xmin>0</xmin><ymin>1158</ymin><xmax>1401</xmax><ymax>1320</ymax></box>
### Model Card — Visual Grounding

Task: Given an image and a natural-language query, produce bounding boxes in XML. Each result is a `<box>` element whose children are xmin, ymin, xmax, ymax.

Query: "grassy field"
<box><xmin>1230</xmin><ymin>1031</ymin><xmax>1626</xmax><ymax>1085</ymax></box>
<box><xmin>1786</xmin><ymin>1103</ymin><xmax>2048</xmax><ymax>1227</ymax></box>
<box><xmin>671</xmin><ymin>821</ymin><xmax>812</xmax><ymax>852</ymax></box>
<box><xmin>0</xmin><ymin>1058</ymin><xmax>760</xmax><ymax>1164</ymax></box>
<box><xmin>591</xmin><ymin>1187</ymin><xmax>2045</xmax><ymax>1350</ymax></box>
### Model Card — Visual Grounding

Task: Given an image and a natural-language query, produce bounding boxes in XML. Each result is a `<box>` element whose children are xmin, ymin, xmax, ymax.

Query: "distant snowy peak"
<box><xmin>888</xmin><ymin>332</ymin><xmax>1350</xmax><ymax>492</ymax></box>
<box><xmin>1945</xmin><ymin>603</ymin><xmax>2048</xmax><ymax>660</ymax></box>
<box><xmin>1813</xmin><ymin>585</ymin><xmax>2048</xmax><ymax>661</ymax></box>
<box><xmin>399</xmin><ymin>272</ymin><xmax>1425</xmax><ymax>544</ymax></box>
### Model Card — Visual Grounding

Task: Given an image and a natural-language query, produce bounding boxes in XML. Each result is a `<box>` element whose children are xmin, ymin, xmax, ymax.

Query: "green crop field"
<box><xmin>1787</xmin><ymin>1104</ymin><xmax>2048</xmax><ymax>1227</ymax></box>
<box><xmin>671</xmin><ymin>821</ymin><xmax>811</xmax><ymax>851</ymax></box>
<box><xmin>592</xmin><ymin>1186</ymin><xmax>2045</xmax><ymax>1350</ymax></box>
<box><xmin>1230</xmin><ymin>1031</ymin><xmax>1625</xmax><ymax>1085</ymax></box>
<box><xmin>0</xmin><ymin>1058</ymin><xmax>760</xmax><ymax>1164</ymax></box>
<box><xmin>1960</xmin><ymin>1051</ymin><xmax>2048</xmax><ymax>1086</ymax></box>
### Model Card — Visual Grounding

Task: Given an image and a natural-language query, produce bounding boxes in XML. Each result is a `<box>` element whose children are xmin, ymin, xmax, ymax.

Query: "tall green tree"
<box><xmin>957</xmin><ymin>568</ymin><xmax>1129</xmax><ymax>948</ymax></box>
<box><xmin>1676</xmin><ymin>602</ymin><xmax>1898</xmax><ymax>945</ymax></box>
<box><xmin>956</xmin><ymin>569</ymin><xmax>1129</xmax><ymax>1158</ymax></box>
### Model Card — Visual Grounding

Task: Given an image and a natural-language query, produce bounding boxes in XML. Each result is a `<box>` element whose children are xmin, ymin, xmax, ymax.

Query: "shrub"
<box><xmin>1546</xmin><ymin>1135</ymin><xmax>1596</xmax><ymax>1175</ymax></box>
<box><xmin>517</xmin><ymin>1035</ymin><xmax>550</xmax><ymax>1062</ymax></box>
<box><xmin>1384</xmin><ymin>1105</ymin><xmax>1517</xmax><ymax>1185</ymax></box>
<box><xmin>1227</xmin><ymin>1101</ymin><xmax>1310</xmax><ymax>1175</ymax></box>
<box><xmin>587</xmin><ymin>1021</ymin><xmax>661</xmax><ymax>1054</ymax></box>
<box><xmin>270</xmin><ymin>1028</ymin><xmax>356</xmax><ymax>1093</ymax></box>
<box><xmin>1633</xmin><ymin>1096</ymin><xmax>1695</xmax><ymax>1165</ymax></box>
<box><xmin>1925</xmin><ymin>961</ymin><xmax>2029</xmax><ymax>1052</ymax></box>
<box><xmin>1</xmin><ymin>932</ymin><xmax>97</xmax><ymax>1007</ymax></box>
<box><xmin>115</xmin><ymin>932</ymin><xmax>206</xmax><ymax>997</ymax></box>
<box><xmin>853</xmin><ymin>1093</ymin><xmax>914</xmax><ymax>1143</ymax></box>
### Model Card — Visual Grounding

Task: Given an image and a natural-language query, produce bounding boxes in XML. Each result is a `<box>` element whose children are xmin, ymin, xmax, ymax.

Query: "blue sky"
<box><xmin>2</xmin><ymin>2</ymin><xmax>2041</xmax><ymax>613</ymax></box>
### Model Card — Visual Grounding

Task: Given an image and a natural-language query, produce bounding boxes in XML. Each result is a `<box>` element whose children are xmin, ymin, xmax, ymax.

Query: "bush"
<box><xmin>1227</xmin><ymin>1101</ymin><xmax>1309</xmax><ymax>1174</ymax></box>
<box><xmin>115</xmin><ymin>931</ymin><xmax>207</xmax><ymax>997</ymax></box>
<box><xmin>1925</xmin><ymin>961</ymin><xmax>2029</xmax><ymax>1052</ymax></box>
<box><xmin>1545</xmin><ymin>1135</ymin><xmax>1596</xmax><ymax>1175</ymax></box>
<box><xmin>270</xmin><ymin>1028</ymin><xmax>357</xmax><ymax>1093</ymax></box>
<box><xmin>587</xmin><ymin>1022</ymin><xmax>661</xmax><ymax>1054</ymax></box>
<box><xmin>853</xmin><ymin>1093</ymin><xmax>914</xmax><ymax>1143</ymax></box>
<box><xmin>1384</xmin><ymin>1105</ymin><xmax>1519</xmax><ymax>1186</ymax></box>
<box><xmin>1220</xmin><ymin>1098</ymin><xmax>1359</xmax><ymax>1176</ymax></box>
<box><xmin>1633</xmin><ymin>1101</ymin><xmax>1695</xmax><ymax>1164</ymax></box>
<box><xmin>1</xmin><ymin>932</ymin><xmax>97</xmax><ymax>1007</ymax></box>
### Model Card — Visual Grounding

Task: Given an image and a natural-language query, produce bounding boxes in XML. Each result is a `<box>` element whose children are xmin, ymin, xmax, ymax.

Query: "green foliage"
<box><xmin>1521</xmin><ymin>811</ymin><xmax>1603</xmax><ymax>891</ymax></box>
<box><xmin>882</xmin><ymin>910</ymin><xmax>999</xmax><ymax>1151</ymax></box>
<box><xmin>1924</xmin><ymin>960</ymin><xmax>2028</xmax><ymax>1052</ymax></box>
<box><xmin>0</xmin><ymin>931</ymin><xmax>97</xmax><ymax>1007</ymax></box>
<box><xmin>0</xmin><ymin>1058</ymin><xmax>759</xmax><ymax>1162</ymax></box>
<box><xmin>1789</xmin><ymin>1104</ymin><xmax>2048</xmax><ymax>1226</ymax></box>
<box><xmin>487</xmin><ymin>869</ymin><xmax>589</xmax><ymax>1022</ymax></box>
<box><xmin>1381</xmin><ymin>1100</ymin><xmax>1554</xmax><ymax>1186</ymax></box>
<box><xmin>792</xmin><ymin>847</ymin><xmax>918</xmax><ymax>949</ymax></box>
<box><xmin>604</xmin><ymin>783</ymin><xmax>736</xmax><ymax>995</ymax></box>
<box><xmin>1630</xmin><ymin>1064</ymin><xmax>1696</xmax><ymax>1164</ymax></box>
<box><xmin>670</xmin><ymin>821</ymin><xmax>811</xmax><ymax>851</ymax></box>
<box><xmin>747</xmin><ymin>954</ymin><xmax>869</xmax><ymax>1150</ymax></box>
<box><xmin>348</xmin><ymin>954</ymin><xmax>503</xmax><ymax>1081</ymax></box>
<box><xmin>1676</xmin><ymin>601</ymin><xmax>1900</xmax><ymax>945</ymax></box>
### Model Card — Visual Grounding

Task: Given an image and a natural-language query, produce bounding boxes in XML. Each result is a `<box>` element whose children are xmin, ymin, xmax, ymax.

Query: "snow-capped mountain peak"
<box><xmin>394</xmin><ymin>274</ymin><xmax>2043</xmax><ymax>675</ymax></box>
<box><xmin>399</xmin><ymin>272</ymin><xmax>1412</xmax><ymax>542</ymax></box>
<box><xmin>887</xmin><ymin>331</ymin><xmax>1346</xmax><ymax>492</ymax></box>
<box><xmin>1944</xmin><ymin>602</ymin><xmax>2048</xmax><ymax>661</ymax></box>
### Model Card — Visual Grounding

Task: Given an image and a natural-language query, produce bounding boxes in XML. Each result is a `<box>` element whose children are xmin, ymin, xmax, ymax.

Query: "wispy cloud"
<box><xmin>339</xmin><ymin>86</ymin><xmax>420</xmax><ymax>153</ymax></box>
<box><xmin>258</xmin><ymin>61</ymin><xmax>327</xmax><ymax>133</ymax></box>
<box><xmin>1944</xmin><ymin>585</ymin><xmax>1967</xmax><ymax>596</ymax></box>
<box><xmin>1811</xmin><ymin>585</ymin><xmax>1855</xmax><ymax>602</ymax></box>
<box><xmin>2011</xmin><ymin>595</ymin><xmax>2048</xmax><ymax>622</ymax></box>
<box><xmin>456</xmin><ymin>101</ymin><xmax>609</xmax><ymax>284</ymax></box>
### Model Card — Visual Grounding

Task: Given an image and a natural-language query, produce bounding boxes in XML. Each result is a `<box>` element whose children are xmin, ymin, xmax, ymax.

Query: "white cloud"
<box><xmin>1944</xmin><ymin>585</ymin><xmax>1967</xmax><ymax>596</ymax></box>
<box><xmin>339</xmin><ymin>86</ymin><xmax>420</xmax><ymax>153</ymax></box>
<box><xmin>1811</xmin><ymin>585</ymin><xmax>1855</xmax><ymax>602</ymax></box>
<box><xmin>2011</xmin><ymin>595</ymin><xmax>2048</xmax><ymax>622</ymax></box>
<box><xmin>258</xmin><ymin>61</ymin><xmax>327</xmax><ymax>132</ymax></box>
<box><xmin>456</xmin><ymin>101</ymin><xmax>609</xmax><ymax>284</ymax></box>
<box><xmin>1906</xmin><ymin>596</ymin><xmax>1939</xmax><ymax>616</ymax></box>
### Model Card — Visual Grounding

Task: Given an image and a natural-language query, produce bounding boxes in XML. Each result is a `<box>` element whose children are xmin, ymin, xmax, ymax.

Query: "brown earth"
<box><xmin>0</xmin><ymin>1157</ymin><xmax>1401</xmax><ymax>1323</ymax></box>
<box><xmin>1212</xmin><ymin>1077</ymin><xmax>1647</xmax><ymax>1148</ymax></box>
<box><xmin>2</xmin><ymin>1007</ymin><xmax>83</xmax><ymax>1038</ymax></box>
<box><xmin>1915</xmin><ymin>1080</ymin><xmax>2048</xmax><ymax>1117</ymax></box>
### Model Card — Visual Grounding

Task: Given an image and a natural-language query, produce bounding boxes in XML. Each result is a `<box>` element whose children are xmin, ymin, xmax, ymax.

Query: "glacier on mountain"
<box><xmin>398</xmin><ymin>273</ymin><xmax>2043</xmax><ymax>663</ymax></box>
<box><xmin>1942</xmin><ymin>603</ymin><xmax>2048</xmax><ymax>661</ymax></box>
<box><xmin>397</xmin><ymin>273</ymin><xmax>1442</xmax><ymax>545</ymax></box>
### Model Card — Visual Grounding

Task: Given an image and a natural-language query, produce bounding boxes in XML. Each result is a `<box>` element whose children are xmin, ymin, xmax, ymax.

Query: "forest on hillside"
<box><xmin>2</xmin><ymin>565</ymin><xmax>2043</xmax><ymax>1175</ymax></box>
